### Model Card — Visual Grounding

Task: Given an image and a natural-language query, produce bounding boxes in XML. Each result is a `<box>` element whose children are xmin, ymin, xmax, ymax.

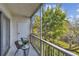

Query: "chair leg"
<box><xmin>23</xmin><ymin>49</ymin><xmax>26</xmax><ymax>56</ymax></box>
<box><xmin>23</xmin><ymin>48</ymin><xmax>30</xmax><ymax>56</ymax></box>
<box><xmin>27</xmin><ymin>47</ymin><xmax>30</xmax><ymax>56</ymax></box>
<box><xmin>14</xmin><ymin>49</ymin><xmax>19</xmax><ymax>56</ymax></box>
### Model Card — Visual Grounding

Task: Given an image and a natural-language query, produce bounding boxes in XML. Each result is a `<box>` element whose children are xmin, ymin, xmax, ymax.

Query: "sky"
<box><xmin>61</xmin><ymin>4</ymin><xmax>79</xmax><ymax>21</ymax></box>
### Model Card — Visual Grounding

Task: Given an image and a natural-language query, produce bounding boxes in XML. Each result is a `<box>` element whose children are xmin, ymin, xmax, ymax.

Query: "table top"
<box><xmin>22</xmin><ymin>44</ymin><xmax>30</xmax><ymax>49</ymax></box>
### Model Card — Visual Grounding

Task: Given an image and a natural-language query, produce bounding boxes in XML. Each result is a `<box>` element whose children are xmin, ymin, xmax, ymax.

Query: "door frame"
<box><xmin>2</xmin><ymin>13</ymin><xmax>10</xmax><ymax>56</ymax></box>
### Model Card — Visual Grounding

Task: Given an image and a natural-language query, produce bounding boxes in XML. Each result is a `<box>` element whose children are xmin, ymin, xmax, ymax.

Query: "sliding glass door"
<box><xmin>0</xmin><ymin>12</ymin><xmax>10</xmax><ymax>56</ymax></box>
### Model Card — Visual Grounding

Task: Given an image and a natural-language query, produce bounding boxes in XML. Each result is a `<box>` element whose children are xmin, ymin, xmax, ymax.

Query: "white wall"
<box><xmin>17</xmin><ymin>18</ymin><xmax>31</xmax><ymax>40</ymax></box>
<box><xmin>11</xmin><ymin>16</ymin><xmax>31</xmax><ymax>48</ymax></box>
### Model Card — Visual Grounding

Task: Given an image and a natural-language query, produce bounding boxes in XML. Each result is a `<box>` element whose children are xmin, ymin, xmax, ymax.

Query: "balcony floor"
<box><xmin>6</xmin><ymin>44</ymin><xmax>39</xmax><ymax>56</ymax></box>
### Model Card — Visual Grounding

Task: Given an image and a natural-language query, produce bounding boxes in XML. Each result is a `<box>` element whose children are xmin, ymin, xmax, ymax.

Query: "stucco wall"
<box><xmin>11</xmin><ymin>16</ymin><xmax>31</xmax><ymax>47</ymax></box>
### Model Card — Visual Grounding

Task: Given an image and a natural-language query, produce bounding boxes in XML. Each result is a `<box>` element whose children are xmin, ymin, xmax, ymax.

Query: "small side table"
<box><xmin>21</xmin><ymin>44</ymin><xmax>30</xmax><ymax>56</ymax></box>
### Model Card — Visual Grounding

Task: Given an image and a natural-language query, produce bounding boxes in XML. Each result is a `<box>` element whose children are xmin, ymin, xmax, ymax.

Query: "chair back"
<box><xmin>15</xmin><ymin>41</ymin><xmax>23</xmax><ymax>49</ymax></box>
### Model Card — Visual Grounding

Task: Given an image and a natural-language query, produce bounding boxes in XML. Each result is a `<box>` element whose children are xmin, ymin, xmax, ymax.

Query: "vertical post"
<box><xmin>40</xmin><ymin>5</ymin><xmax>43</xmax><ymax>56</ymax></box>
<box><xmin>30</xmin><ymin>18</ymin><xmax>33</xmax><ymax>35</ymax></box>
<box><xmin>30</xmin><ymin>18</ymin><xmax>32</xmax><ymax>43</ymax></box>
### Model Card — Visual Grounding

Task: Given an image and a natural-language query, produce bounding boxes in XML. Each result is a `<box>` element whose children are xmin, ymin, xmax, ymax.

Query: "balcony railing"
<box><xmin>30</xmin><ymin>34</ymin><xmax>77</xmax><ymax>56</ymax></box>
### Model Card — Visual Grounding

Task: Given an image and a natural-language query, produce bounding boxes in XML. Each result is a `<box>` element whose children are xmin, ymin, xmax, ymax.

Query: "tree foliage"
<box><xmin>42</xmin><ymin>5</ymin><xmax>69</xmax><ymax>42</ymax></box>
<box><xmin>33</xmin><ymin>15</ymin><xmax>40</xmax><ymax>36</ymax></box>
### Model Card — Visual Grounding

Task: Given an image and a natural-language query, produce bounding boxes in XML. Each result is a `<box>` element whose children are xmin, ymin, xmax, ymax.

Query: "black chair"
<box><xmin>14</xmin><ymin>38</ymin><xmax>30</xmax><ymax>56</ymax></box>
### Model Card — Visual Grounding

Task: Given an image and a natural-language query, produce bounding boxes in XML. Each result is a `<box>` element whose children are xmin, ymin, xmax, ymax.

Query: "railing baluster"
<box><xmin>45</xmin><ymin>43</ymin><xmax>46</xmax><ymax>56</ymax></box>
<box><xmin>45</xmin><ymin>43</ymin><xmax>47</xmax><ymax>56</ymax></box>
<box><xmin>58</xmin><ymin>50</ymin><xmax>60</xmax><ymax>56</ymax></box>
<box><xmin>38</xmin><ymin>39</ymin><xmax>39</xmax><ymax>49</ymax></box>
<box><xmin>47</xmin><ymin>45</ymin><xmax>49</xmax><ymax>56</ymax></box>
<box><xmin>43</xmin><ymin>41</ymin><xmax>44</xmax><ymax>56</ymax></box>
<box><xmin>49</xmin><ymin>46</ymin><xmax>50</xmax><ymax>56</ymax></box>
<box><xmin>63</xmin><ymin>52</ymin><xmax>65</xmax><ymax>56</ymax></box>
<box><xmin>53</xmin><ymin>47</ymin><xmax>54</xmax><ymax>56</ymax></box>
<box><xmin>60</xmin><ymin>51</ymin><xmax>64</xmax><ymax>56</ymax></box>
<box><xmin>46</xmin><ymin>43</ymin><xmax>48</xmax><ymax>56</ymax></box>
<box><xmin>51</xmin><ymin>46</ymin><xmax>52</xmax><ymax>56</ymax></box>
<box><xmin>31</xmin><ymin>34</ymin><xmax>77</xmax><ymax>56</ymax></box>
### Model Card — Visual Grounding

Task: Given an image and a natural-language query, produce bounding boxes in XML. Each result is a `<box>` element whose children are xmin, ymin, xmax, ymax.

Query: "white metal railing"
<box><xmin>31</xmin><ymin>34</ymin><xmax>77</xmax><ymax>56</ymax></box>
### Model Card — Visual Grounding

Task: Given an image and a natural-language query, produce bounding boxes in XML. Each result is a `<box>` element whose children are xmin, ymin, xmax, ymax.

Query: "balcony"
<box><xmin>0</xmin><ymin>3</ymin><xmax>78</xmax><ymax>56</ymax></box>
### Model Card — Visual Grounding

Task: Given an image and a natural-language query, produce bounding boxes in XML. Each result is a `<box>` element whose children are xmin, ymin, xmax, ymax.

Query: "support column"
<box><xmin>30</xmin><ymin>18</ymin><xmax>32</xmax><ymax>43</ymax></box>
<box><xmin>40</xmin><ymin>6</ymin><xmax>43</xmax><ymax>56</ymax></box>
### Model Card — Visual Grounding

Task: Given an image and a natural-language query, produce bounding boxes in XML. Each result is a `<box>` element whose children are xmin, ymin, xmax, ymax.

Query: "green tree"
<box><xmin>42</xmin><ymin>4</ymin><xmax>69</xmax><ymax>43</ymax></box>
<box><xmin>33</xmin><ymin>15</ymin><xmax>40</xmax><ymax>36</ymax></box>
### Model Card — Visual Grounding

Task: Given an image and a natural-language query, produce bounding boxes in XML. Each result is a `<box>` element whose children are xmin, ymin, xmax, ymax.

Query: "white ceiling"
<box><xmin>4</xmin><ymin>3</ymin><xmax>41</xmax><ymax>17</ymax></box>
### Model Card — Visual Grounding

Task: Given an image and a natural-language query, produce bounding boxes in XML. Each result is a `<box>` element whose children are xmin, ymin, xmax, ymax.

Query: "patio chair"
<box><xmin>14</xmin><ymin>38</ymin><xmax>30</xmax><ymax>56</ymax></box>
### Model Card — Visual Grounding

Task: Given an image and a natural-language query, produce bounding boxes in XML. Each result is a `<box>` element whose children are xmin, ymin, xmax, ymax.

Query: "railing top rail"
<box><xmin>31</xmin><ymin>34</ymin><xmax>77</xmax><ymax>56</ymax></box>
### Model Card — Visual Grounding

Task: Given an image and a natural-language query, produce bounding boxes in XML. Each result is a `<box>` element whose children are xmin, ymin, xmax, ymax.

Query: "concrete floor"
<box><xmin>6</xmin><ymin>44</ymin><xmax>39</xmax><ymax>56</ymax></box>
